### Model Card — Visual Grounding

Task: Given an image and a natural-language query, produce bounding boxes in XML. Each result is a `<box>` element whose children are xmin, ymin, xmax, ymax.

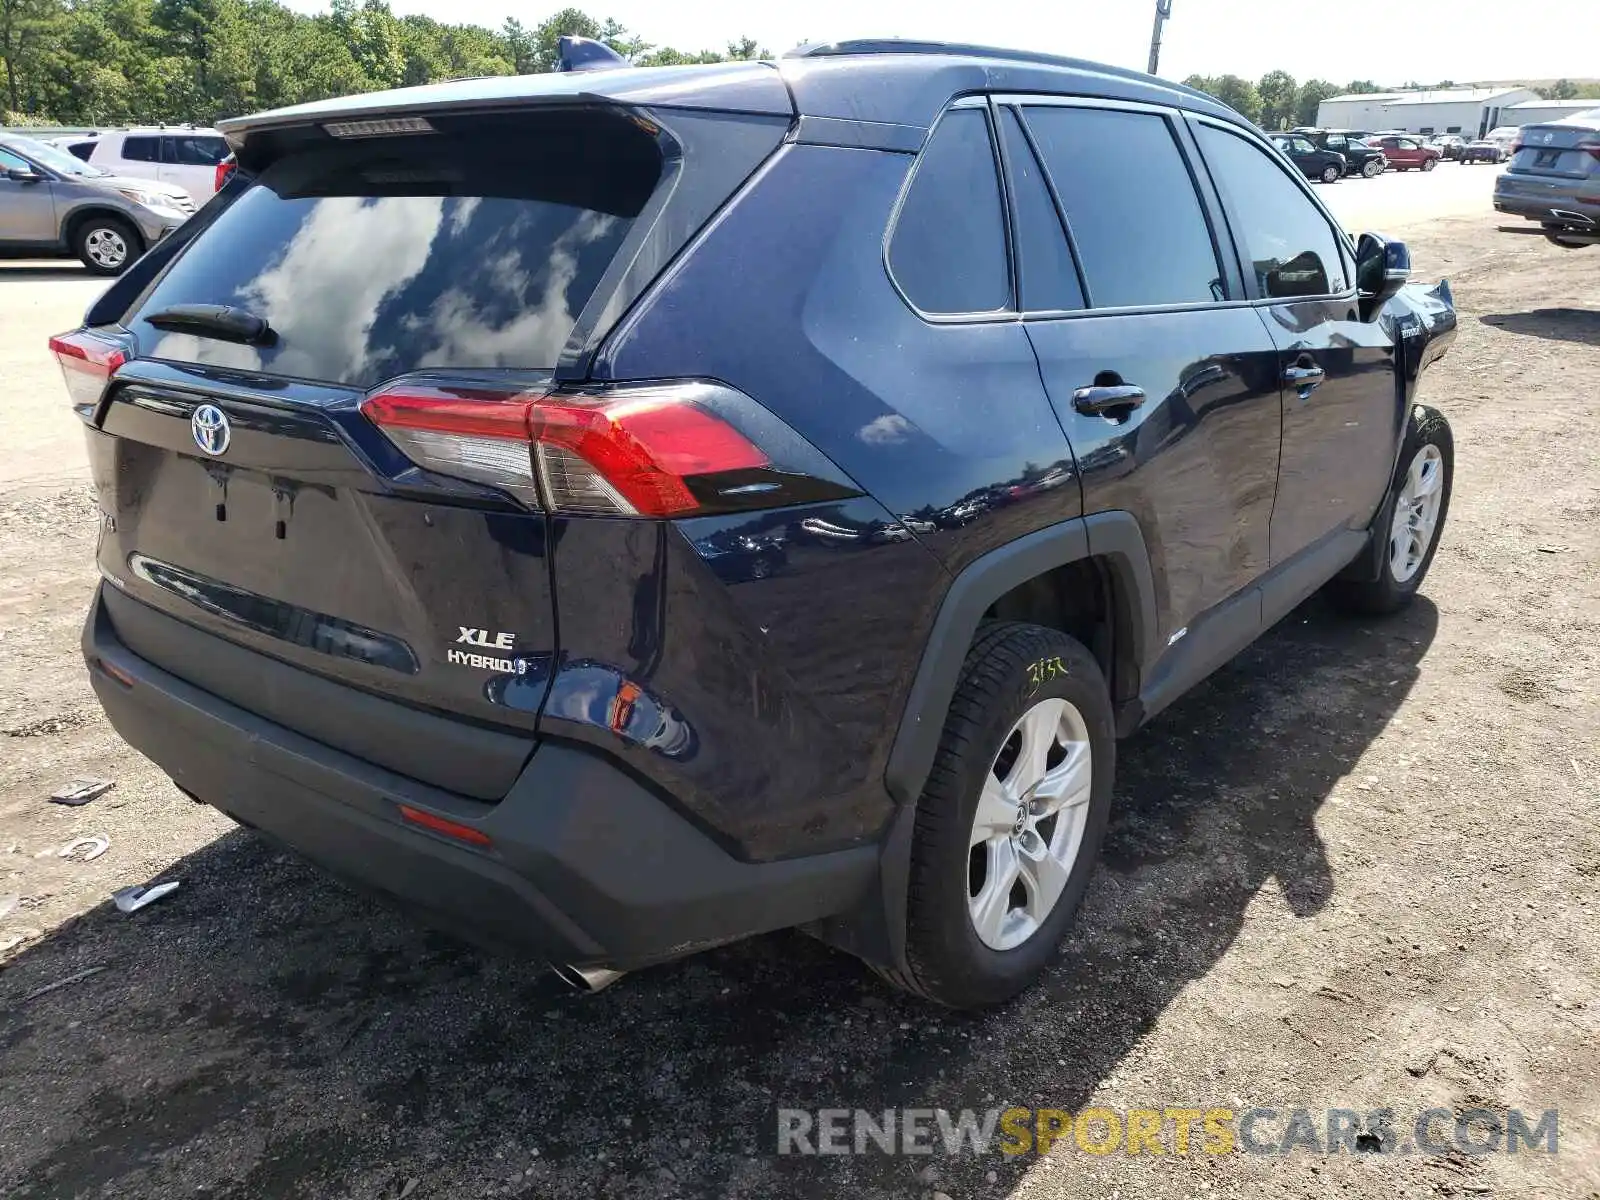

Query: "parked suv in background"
<box><xmin>1</xmin><ymin>132</ymin><xmax>193</xmax><ymax>273</ymax></box>
<box><xmin>1267</xmin><ymin>132</ymin><xmax>1346</xmax><ymax>182</ymax></box>
<box><xmin>61</xmin><ymin>40</ymin><xmax>1459</xmax><ymax>1008</ymax></box>
<box><xmin>1292</xmin><ymin>128</ymin><xmax>1387</xmax><ymax>177</ymax></box>
<box><xmin>80</xmin><ymin>128</ymin><xmax>230</xmax><ymax>206</ymax></box>
<box><xmin>1494</xmin><ymin>114</ymin><xmax>1600</xmax><ymax>248</ymax></box>
<box><xmin>1368</xmin><ymin>135</ymin><xmax>1440</xmax><ymax>171</ymax></box>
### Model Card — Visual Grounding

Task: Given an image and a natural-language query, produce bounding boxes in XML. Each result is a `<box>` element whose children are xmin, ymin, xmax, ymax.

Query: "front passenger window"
<box><xmin>1195</xmin><ymin>124</ymin><xmax>1349</xmax><ymax>299</ymax></box>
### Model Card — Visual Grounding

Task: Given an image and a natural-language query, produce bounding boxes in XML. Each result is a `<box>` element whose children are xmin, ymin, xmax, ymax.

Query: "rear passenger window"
<box><xmin>1024</xmin><ymin>106</ymin><xmax>1223</xmax><ymax>309</ymax></box>
<box><xmin>173</xmin><ymin>136</ymin><xmax>228</xmax><ymax>165</ymax></box>
<box><xmin>121</xmin><ymin>137</ymin><xmax>158</xmax><ymax>163</ymax></box>
<box><xmin>889</xmin><ymin>108</ymin><xmax>1010</xmax><ymax>314</ymax></box>
<box><xmin>998</xmin><ymin>108</ymin><xmax>1084</xmax><ymax>312</ymax></box>
<box><xmin>1195</xmin><ymin>124</ymin><xmax>1349</xmax><ymax>299</ymax></box>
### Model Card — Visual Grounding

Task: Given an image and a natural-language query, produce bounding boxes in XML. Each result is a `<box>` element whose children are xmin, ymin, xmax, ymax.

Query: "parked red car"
<box><xmin>1367</xmin><ymin>135</ymin><xmax>1441</xmax><ymax>171</ymax></box>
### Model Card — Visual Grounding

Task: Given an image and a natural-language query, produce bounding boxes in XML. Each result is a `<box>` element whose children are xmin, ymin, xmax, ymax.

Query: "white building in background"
<box><xmin>1503</xmin><ymin>98</ymin><xmax>1600</xmax><ymax>127</ymax></box>
<box><xmin>1316</xmin><ymin>86</ymin><xmax>1539</xmax><ymax>137</ymax></box>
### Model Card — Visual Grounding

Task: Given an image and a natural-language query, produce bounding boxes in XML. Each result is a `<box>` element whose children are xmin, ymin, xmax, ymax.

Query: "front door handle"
<box><xmin>1072</xmin><ymin>384</ymin><xmax>1146</xmax><ymax>416</ymax></box>
<box><xmin>1284</xmin><ymin>364</ymin><xmax>1326</xmax><ymax>393</ymax></box>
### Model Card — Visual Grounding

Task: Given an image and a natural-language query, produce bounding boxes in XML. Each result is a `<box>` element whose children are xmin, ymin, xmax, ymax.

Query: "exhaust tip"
<box><xmin>551</xmin><ymin>963</ymin><xmax>627</xmax><ymax>993</ymax></box>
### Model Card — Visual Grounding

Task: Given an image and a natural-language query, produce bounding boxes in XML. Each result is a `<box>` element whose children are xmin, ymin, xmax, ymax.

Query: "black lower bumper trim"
<box><xmin>84</xmin><ymin>589</ymin><xmax>877</xmax><ymax>969</ymax></box>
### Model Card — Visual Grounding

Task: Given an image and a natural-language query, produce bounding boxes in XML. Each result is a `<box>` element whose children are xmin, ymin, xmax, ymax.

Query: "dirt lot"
<box><xmin>1</xmin><ymin>187</ymin><xmax>1597</xmax><ymax>1199</ymax></box>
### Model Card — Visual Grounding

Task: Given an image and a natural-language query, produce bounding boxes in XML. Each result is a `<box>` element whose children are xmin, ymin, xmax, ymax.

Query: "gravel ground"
<box><xmin>0</xmin><ymin>203</ymin><xmax>1596</xmax><ymax>1200</ymax></box>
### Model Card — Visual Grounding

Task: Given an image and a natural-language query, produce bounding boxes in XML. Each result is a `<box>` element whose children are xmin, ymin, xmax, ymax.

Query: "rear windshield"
<box><xmin>129</xmin><ymin>110</ymin><xmax>661</xmax><ymax>388</ymax></box>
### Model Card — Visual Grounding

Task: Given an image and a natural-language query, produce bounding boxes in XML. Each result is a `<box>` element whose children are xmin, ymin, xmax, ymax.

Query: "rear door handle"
<box><xmin>1284</xmin><ymin>364</ymin><xmax>1326</xmax><ymax>393</ymax></box>
<box><xmin>1071</xmin><ymin>384</ymin><xmax>1146</xmax><ymax>416</ymax></box>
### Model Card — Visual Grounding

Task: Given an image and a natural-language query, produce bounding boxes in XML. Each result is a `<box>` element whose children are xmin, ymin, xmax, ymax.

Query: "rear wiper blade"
<box><xmin>143</xmin><ymin>303</ymin><xmax>275</xmax><ymax>346</ymax></box>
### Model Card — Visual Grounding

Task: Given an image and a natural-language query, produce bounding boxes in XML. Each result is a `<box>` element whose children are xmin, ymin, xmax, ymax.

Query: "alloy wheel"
<box><xmin>967</xmin><ymin>697</ymin><xmax>1094</xmax><ymax>951</ymax></box>
<box><xmin>85</xmin><ymin>227</ymin><xmax>128</xmax><ymax>270</ymax></box>
<box><xmin>1389</xmin><ymin>443</ymin><xmax>1445</xmax><ymax>583</ymax></box>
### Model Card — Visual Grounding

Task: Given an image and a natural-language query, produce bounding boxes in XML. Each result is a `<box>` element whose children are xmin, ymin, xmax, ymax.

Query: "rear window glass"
<box><xmin>130</xmin><ymin>113</ymin><xmax>660</xmax><ymax>388</ymax></box>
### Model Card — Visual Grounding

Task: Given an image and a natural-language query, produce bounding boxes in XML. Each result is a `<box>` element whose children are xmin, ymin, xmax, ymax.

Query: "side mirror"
<box><xmin>5</xmin><ymin>166</ymin><xmax>44</xmax><ymax>183</ymax></box>
<box><xmin>1356</xmin><ymin>232</ymin><xmax>1410</xmax><ymax>320</ymax></box>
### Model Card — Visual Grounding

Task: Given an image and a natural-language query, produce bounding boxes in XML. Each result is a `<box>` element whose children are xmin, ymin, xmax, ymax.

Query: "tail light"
<box><xmin>1580</xmin><ymin>141</ymin><xmax>1600</xmax><ymax>163</ymax></box>
<box><xmin>49</xmin><ymin>329</ymin><xmax>128</xmax><ymax>412</ymax></box>
<box><xmin>214</xmin><ymin>157</ymin><xmax>236</xmax><ymax>192</ymax></box>
<box><xmin>362</xmin><ymin>379</ymin><xmax>857</xmax><ymax>518</ymax></box>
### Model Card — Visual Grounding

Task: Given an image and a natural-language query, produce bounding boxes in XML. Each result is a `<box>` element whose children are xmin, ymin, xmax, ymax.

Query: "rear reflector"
<box><xmin>362</xmin><ymin>381</ymin><xmax>771</xmax><ymax>517</ymax></box>
<box><xmin>49</xmin><ymin>329</ymin><xmax>128</xmax><ymax>411</ymax></box>
<box><xmin>397</xmin><ymin>804</ymin><xmax>493</xmax><ymax>847</ymax></box>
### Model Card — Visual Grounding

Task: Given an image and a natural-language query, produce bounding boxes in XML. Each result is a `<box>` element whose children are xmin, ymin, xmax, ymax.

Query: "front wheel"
<box><xmin>1422</xmin><ymin>157</ymin><xmax>1437</xmax><ymax>172</ymax></box>
<box><xmin>1327</xmin><ymin>405</ymin><xmax>1453</xmax><ymax>616</ymax></box>
<box><xmin>1320</xmin><ymin>164</ymin><xmax>1342</xmax><ymax>184</ymax></box>
<box><xmin>885</xmin><ymin>622</ymin><xmax>1115</xmax><ymax>1009</ymax></box>
<box><xmin>74</xmin><ymin>216</ymin><xmax>141</xmax><ymax>276</ymax></box>
<box><xmin>1362</xmin><ymin>158</ymin><xmax>1383</xmax><ymax>178</ymax></box>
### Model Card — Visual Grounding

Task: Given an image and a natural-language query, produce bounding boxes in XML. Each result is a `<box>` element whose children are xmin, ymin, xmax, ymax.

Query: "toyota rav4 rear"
<box><xmin>68</xmin><ymin>66</ymin><xmax>921</xmax><ymax>981</ymax></box>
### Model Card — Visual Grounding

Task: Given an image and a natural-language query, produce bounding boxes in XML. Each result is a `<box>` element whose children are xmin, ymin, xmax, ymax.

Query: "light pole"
<box><xmin>1148</xmin><ymin>0</ymin><xmax>1174</xmax><ymax>76</ymax></box>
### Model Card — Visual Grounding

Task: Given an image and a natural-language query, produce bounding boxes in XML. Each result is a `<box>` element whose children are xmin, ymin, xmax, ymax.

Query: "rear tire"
<box><xmin>1327</xmin><ymin>405</ymin><xmax>1453</xmax><ymax>616</ymax></box>
<box><xmin>882</xmin><ymin>622</ymin><xmax>1115</xmax><ymax>1009</ymax></box>
<box><xmin>74</xmin><ymin>216</ymin><xmax>141</xmax><ymax>276</ymax></box>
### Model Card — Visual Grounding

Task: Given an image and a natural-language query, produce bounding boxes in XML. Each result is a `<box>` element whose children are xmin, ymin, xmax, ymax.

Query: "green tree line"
<box><xmin>0</xmin><ymin>0</ymin><xmax>768</xmax><ymax>125</ymax></box>
<box><xmin>1183</xmin><ymin>71</ymin><xmax>1600</xmax><ymax>129</ymax></box>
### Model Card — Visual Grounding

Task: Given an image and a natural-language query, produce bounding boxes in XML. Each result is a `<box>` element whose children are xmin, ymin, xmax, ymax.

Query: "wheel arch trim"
<box><xmin>883</xmin><ymin>510</ymin><xmax>1156</xmax><ymax>808</ymax></box>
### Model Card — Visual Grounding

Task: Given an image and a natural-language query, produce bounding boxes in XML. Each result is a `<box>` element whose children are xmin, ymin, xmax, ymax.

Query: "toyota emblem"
<box><xmin>191</xmin><ymin>404</ymin><xmax>231</xmax><ymax>456</ymax></box>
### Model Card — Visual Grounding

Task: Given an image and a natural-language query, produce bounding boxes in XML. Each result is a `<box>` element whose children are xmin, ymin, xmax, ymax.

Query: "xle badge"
<box><xmin>448</xmin><ymin>627</ymin><xmax>521</xmax><ymax>673</ymax></box>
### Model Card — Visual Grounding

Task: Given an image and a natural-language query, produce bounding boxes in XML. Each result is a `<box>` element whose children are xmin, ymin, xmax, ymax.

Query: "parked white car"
<box><xmin>1484</xmin><ymin>126</ymin><xmax>1522</xmax><ymax>153</ymax></box>
<box><xmin>77</xmin><ymin>128</ymin><xmax>230</xmax><ymax>206</ymax></box>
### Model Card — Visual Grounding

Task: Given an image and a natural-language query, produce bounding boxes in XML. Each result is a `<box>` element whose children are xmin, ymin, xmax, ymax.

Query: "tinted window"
<box><xmin>998</xmin><ymin>108</ymin><xmax>1083</xmax><ymax>313</ymax></box>
<box><xmin>1324</xmin><ymin>135</ymin><xmax>1348</xmax><ymax>150</ymax></box>
<box><xmin>1195</xmin><ymin>124</ymin><xmax>1349</xmax><ymax>299</ymax></box>
<box><xmin>131</xmin><ymin>112</ymin><xmax>660</xmax><ymax>387</ymax></box>
<box><xmin>1025</xmin><ymin>106</ymin><xmax>1223</xmax><ymax>309</ymax></box>
<box><xmin>173</xmin><ymin>135</ymin><xmax>228</xmax><ymax>165</ymax></box>
<box><xmin>121</xmin><ymin>136</ymin><xmax>158</xmax><ymax>163</ymax></box>
<box><xmin>67</xmin><ymin>141</ymin><xmax>96</xmax><ymax>161</ymax></box>
<box><xmin>889</xmin><ymin>108</ymin><xmax>1010</xmax><ymax>314</ymax></box>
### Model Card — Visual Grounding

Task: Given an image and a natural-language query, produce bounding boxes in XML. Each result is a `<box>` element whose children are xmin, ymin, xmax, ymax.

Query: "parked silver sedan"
<box><xmin>1493</xmin><ymin>113</ymin><xmax>1600</xmax><ymax>248</ymax></box>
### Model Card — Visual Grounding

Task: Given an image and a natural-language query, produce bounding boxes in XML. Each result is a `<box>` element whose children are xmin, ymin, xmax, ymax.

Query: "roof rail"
<box><xmin>558</xmin><ymin>35</ymin><xmax>628</xmax><ymax>73</ymax></box>
<box><xmin>784</xmin><ymin>38</ymin><xmax>1214</xmax><ymax>102</ymax></box>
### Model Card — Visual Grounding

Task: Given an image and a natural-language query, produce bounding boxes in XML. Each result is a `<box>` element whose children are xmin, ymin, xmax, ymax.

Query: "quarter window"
<box><xmin>888</xmin><ymin>108</ymin><xmax>1011</xmax><ymax>315</ymax></box>
<box><xmin>1195</xmin><ymin>123</ymin><xmax>1349</xmax><ymax>299</ymax></box>
<box><xmin>1024</xmin><ymin>106</ymin><xmax>1224</xmax><ymax>309</ymax></box>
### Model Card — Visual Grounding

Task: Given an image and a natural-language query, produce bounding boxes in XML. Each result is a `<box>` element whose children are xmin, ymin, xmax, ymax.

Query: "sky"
<box><xmin>288</xmin><ymin>0</ymin><xmax>1597</xmax><ymax>85</ymax></box>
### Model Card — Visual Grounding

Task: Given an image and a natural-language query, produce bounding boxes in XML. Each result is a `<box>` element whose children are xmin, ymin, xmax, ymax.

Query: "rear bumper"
<box><xmin>1494</xmin><ymin>184</ymin><xmax>1599</xmax><ymax>228</ymax></box>
<box><xmin>84</xmin><ymin>588</ymin><xmax>876</xmax><ymax>970</ymax></box>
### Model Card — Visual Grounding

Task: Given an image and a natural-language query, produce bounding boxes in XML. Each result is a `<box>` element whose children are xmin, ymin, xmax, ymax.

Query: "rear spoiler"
<box><xmin>216</xmin><ymin>61</ymin><xmax>792</xmax><ymax>158</ymax></box>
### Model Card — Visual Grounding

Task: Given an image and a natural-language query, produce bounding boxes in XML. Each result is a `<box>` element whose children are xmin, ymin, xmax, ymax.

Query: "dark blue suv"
<box><xmin>61</xmin><ymin>41</ymin><xmax>1458</xmax><ymax>1008</ymax></box>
